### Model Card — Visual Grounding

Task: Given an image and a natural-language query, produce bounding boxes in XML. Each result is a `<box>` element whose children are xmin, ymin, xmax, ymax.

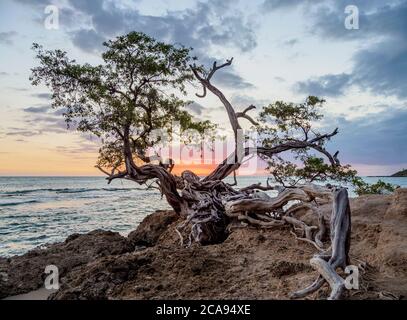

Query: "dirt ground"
<box><xmin>1</xmin><ymin>189</ymin><xmax>406</xmax><ymax>300</ymax></box>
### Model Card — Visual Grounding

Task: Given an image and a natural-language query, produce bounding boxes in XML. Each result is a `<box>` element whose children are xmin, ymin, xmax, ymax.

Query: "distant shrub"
<box><xmin>352</xmin><ymin>177</ymin><xmax>397</xmax><ymax>196</ymax></box>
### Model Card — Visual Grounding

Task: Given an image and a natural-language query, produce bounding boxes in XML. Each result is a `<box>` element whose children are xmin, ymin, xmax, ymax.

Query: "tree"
<box><xmin>352</xmin><ymin>177</ymin><xmax>396</xmax><ymax>196</ymax></box>
<box><xmin>31</xmin><ymin>32</ymin><xmax>215</xmax><ymax>212</ymax></box>
<box><xmin>32</xmin><ymin>32</ymin><xmax>357</xmax><ymax>299</ymax></box>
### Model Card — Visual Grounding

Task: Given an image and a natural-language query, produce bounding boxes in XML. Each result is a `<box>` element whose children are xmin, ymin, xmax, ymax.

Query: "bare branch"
<box><xmin>291</xmin><ymin>188</ymin><xmax>352</xmax><ymax>300</ymax></box>
<box><xmin>236</xmin><ymin>105</ymin><xmax>258</xmax><ymax>126</ymax></box>
<box><xmin>95</xmin><ymin>165</ymin><xmax>127</xmax><ymax>184</ymax></box>
<box><xmin>207</xmin><ymin>58</ymin><xmax>234</xmax><ymax>81</ymax></box>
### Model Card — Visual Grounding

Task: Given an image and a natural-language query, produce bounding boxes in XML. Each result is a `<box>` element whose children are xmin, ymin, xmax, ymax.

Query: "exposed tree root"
<box><xmin>32</xmin><ymin>37</ymin><xmax>361</xmax><ymax>301</ymax></box>
<box><xmin>174</xmin><ymin>179</ymin><xmax>353</xmax><ymax>300</ymax></box>
<box><xmin>92</xmin><ymin>57</ymin><xmax>354</xmax><ymax>300</ymax></box>
<box><xmin>291</xmin><ymin>188</ymin><xmax>351</xmax><ymax>300</ymax></box>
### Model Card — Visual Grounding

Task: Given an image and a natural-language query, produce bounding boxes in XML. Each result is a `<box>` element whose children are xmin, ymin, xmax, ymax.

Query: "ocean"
<box><xmin>1</xmin><ymin>176</ymin><xmax>406</xmax><ymax>257</ymax></box>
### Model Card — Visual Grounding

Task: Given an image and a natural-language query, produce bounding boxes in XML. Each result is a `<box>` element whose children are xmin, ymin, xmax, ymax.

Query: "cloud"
<box><xmin>31</xmin><ymin>93</ymin><xmax>51</xmax><ymax>100</ymax></box>
<box><xmin>7</xmin><ymin>104</ymin><xmax>99</xmax><ymax>158</ymax></box>
<box><xmin>55</xmin><ymin>143</ymin><xmax>99</xmax><ymax>154</ymax></box>
<box><xmin>63</xmin><ymin>0</ymin><xmax>257</xmax><ymax>54</ymax></box>
<box><xmin>228</xmin><ymin>94</ymin><xmax>268</xmax><ymax>122</ymax></box>
<box><xmin>6</xmin><ymin>128</ymin><xmax>42</xmax><ymax>137</ymax></box>
<box><xmin>262</xmin><ymin>0</ymin><xmax>323</xmax><ymax>11</ymax></box>
<box><xmin>291</xmin><ymin>0</ymin><xmax>407</xmax><ymax>100</ymax></box>
<box><xmin>14</xmin><ymin>0</ymin><xmax>50</xmax><ymax>6</ymax></box>
<box><xmin>230</xmin><ymin>94</ymin><xmax>268</xmax><ymax>109</ymax></box>
<box><xmin>8</xmin><ymin>87</ymin><xmax>29</xmax><ymax>92</ymax></box>
<box><xmin>23</xmin><ymin>105</ymin><xmax>50</xmax><ymax>113</ymax></box>
<box><xmin>17</xmin><ymin>0</ymin><xmax>257</xmax><ymax>89</ymax></box>
<box><xmin>0</xmin><ymin>72</ymin><xmax>9</xmax><ymax>76</ymax></box>
<box><xmin>69</xmin><ymin>29</ymin><xmax>106</xmax><ymax>54</ymax></box>
<box><xmin>26</xmin><ymin>114</ymin><xmax>70</xmax><ymax>133</ymax></box>
<box><xmin>283</xmin><ymin>38</ymin><xmax>299</xmax><ymax>47</ymax></box>
<box><xmin>188</xmin><ymin>102</ymin><xmax>205</xmax><ymax>115</ymax></box>
<box><xmin>212</xmin><ymin>69</ymin><xmax>255</xmax><ymax>89</ymax></box>
<box><xmin>15</xmin><ymin>104</ymin><xmax>70</xmax><ymax>136</ymax></box>
<box><xmin>325</xmin><ymin>106</ymin><xmax>407</xmax><ymax>166</ymax></box>
<box><xmin>351</xmin><ymin>41</ymin><xmax>407</xmax><ymax>99</ymax></box>
<box><xmin>295</xmin><ymin>73</ymin><xmax>351</xmax><ymax>97</ymax></box>
<box><xmin>67</xmin><ymin>0</ymin><xmax>105</xmax><ymax>15</ymax></box>
<box><xmin>262</xmin><ymin>0</ymin><xmax>384</xmax><ymax>14</ymax></box>
<box><xmin>274</xmin><ymin>76</ymin><xmax>285</xmax><ymax>82</ymax></box>
<box><xmin>0</xmin><ymin>31</ymin><xmax>18</xmax><ymax>45</ymax></box>
<box><xmin>310</xmin><ymin>0</ymin><xmax>406</xmax><ymax>41</ymax></box>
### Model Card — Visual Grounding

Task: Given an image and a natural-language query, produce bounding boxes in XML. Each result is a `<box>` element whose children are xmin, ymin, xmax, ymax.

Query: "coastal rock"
<box><xmin>376</xmin><ymin>189</ymin><xmax>407</xmax><ymax>275</ymax></box>
<box><xmin>391</xmin><ymin>169</ymin><xmax>407</xmax><ymax>177</ymax></box>
<box><xmin>0</xmin><ymin>230</ymin><xmax>133</xmax><ymax>299</ymax></box>
<box><xmin>128</xmin><ymin>210</ymin><xmax>179</xmax><ymax>247</ymax></box>
<box><xmin>2</xmin><ymin>191</ymin><xmax>407</xmax><ymax>300</ymax></box>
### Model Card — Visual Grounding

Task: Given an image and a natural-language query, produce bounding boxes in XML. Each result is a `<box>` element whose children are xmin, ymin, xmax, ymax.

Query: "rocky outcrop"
<box><xmin>127</xmin><ymin>210</ymin><xmax>178</xmax><ymax>247</ymax></box>
<box><xmin>375</xmin><ymin>189</ymin><xmax>407</xmax><ymax>275</ymax></box>
<box><xmin>391</xmin><ymin>169</ymin><xmax>407</xmax><ymax>177</ymax></box>
<box><xmin>0</xmin><ymin>230</ymin><xmax>133</xmax><ymax>299</ymax></box>
<box><xmin>1</xmin><ymin>191</ymin><xmax>407</xmax><ymax>300</ymax></box>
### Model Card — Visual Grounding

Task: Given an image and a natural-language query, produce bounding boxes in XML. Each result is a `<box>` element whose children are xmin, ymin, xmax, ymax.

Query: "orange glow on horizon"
<box><xmin>1</xmin><ymin>138</ymin><xmax>398</xmax><ymax>177</ymax></box>
<box><xmin>172</xmin><ymin>163</ymin><xmax>217</xmax><ymax>176</ymax></box>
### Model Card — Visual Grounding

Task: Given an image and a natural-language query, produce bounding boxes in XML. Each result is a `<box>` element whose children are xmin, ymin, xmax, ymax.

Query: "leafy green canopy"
<box><xmin>352</xmin><ymin>178</ymin><xmax>397</xmax><ymax>196</ymax></box>
<box><xmin>256</xmin><ymin>97</ymin><xmax>357</xmax><ymax>186</ymax></box>
<box><xmin>31</xmin><ymin>32</ymin><xmax>215</xmax><ymax>170</ymax></box>
<box><xmin>255</xmin><ymin>97</ymin><xmax>397</xmax><ymax>194</ymax></box>
<box><xmin>31</xmin><ymin>31</ymin><xmax>396</xmax><ymax>196</ymax></box>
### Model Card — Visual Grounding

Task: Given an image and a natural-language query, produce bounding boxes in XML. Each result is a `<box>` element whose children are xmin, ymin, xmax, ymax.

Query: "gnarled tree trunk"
<box><xmin>98</xmin><ymin>58</ymin><xmax>353</xmax><ymax>300</ymax></box>
<box><xmin>291</xmin><ymin>188</ymin><xmax>351</xmax><ymax>300</ymax></box>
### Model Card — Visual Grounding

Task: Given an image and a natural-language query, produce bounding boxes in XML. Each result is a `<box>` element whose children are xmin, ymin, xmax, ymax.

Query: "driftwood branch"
<box><xmin>291</xmin><ymin>188</ymin><xmax>351</xmax><ymax>300</ymax></box>
<box><xmin>94</xmin><ymin>57</ymin><xmax>352</xmax><ymax>300</ymax></box>
<box><xmin>236</xmin><ymin>105</ymin><xmax>258</xmax><ymax>126</ymax></box>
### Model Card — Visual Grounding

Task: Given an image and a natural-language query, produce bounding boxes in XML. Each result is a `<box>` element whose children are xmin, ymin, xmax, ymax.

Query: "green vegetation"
<box><xmin>31</xmin><ymin>31</ymin><xmax>398</xmax><ymax>198</ymax></box>
<box><xmin>352</xmin><ymin>177</ymin><xmax>397</xmax><ymax>196</ymax></box>
<box><xmin>31</xmin><ymin>32</ymin><xmax>215</xmax><ymax>172</ymax></box>
<box><xmin>391</xmin><ymin>169</ymin><xmax>407</xmax><ymax>177</ymax></box>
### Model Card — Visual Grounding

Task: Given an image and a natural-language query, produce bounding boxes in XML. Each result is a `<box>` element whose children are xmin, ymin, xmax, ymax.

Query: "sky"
<box><xmin>0</xmin><ymin>0</ymin><xmax>406</xmax><ymax>176</ymax></box>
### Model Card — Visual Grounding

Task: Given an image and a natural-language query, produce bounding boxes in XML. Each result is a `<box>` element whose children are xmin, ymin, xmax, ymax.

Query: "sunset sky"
<box><xmin>0</xmin><ymin>0</ymin><xmax>406</xmax><ymax>176</ymax></box>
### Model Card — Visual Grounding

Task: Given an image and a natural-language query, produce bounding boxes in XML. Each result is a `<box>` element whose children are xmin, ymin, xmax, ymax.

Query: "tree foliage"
<box><xmin>254</xmin><ymin>97</ymin><xmax>356</xmax><ymax>187</ymax></box>
<box><xmin>352</xmin><ymin>177</ymin><xmax>397</xmax><ymax>196</ymax></box>
<box><xmin>31</xmin><ymin>32</ymin><xmax>215</xmax><ymax>172</ymax></box>
<box><xmin>31</xmin><ymin>31</ymin><xmax>394</xmax><ymax>197</ymax></box>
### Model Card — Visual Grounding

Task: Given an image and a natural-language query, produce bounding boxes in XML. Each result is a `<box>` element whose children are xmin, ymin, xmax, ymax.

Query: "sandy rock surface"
<box><xmin>1</xmin><ymin>191</ymin><xmax>406</xmax><ymax>300</ymax></box>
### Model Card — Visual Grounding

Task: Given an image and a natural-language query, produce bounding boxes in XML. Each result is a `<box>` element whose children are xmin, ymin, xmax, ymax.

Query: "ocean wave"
<box><xmin>0</xmin><ymin>187</ymin><xmax>138</xmax><ymax>196</ymax></box>
<box><xmin>0</xmin><ymin>200</ymin><xmax>39</xmax><ymax>207</ymax></box>
<box><xmin>58</xmin><ymin>187</ymin><xmax>141</xmax><ymax>194</ymax></box>
<box><xmin>25</xmin><ymin>235</ymin><xmax>48</xmax><ymax>241</ymax></box>
<box><xmin>0</xmin><ymin>214</ymin><xmax>33</xmax><ymax>219</ymax></box>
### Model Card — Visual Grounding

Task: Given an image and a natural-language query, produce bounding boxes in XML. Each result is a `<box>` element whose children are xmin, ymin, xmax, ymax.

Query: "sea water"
<box><xmin>0</xmin><ymin>176</ymin><xmax>406</xmax><ymax>257</ymax></box>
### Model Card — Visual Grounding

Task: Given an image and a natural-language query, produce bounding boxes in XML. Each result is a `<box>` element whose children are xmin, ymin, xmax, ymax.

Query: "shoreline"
<box><xmin>366</xmin><ymin>175</ymin><xmax>406</xmax><ymax>178</ymax></box>
<box><xmin>2</xmin><ymin>176</ymin><xmax>407</xmax><ymax>258</ymax></box>
<box><xmin>1</xmin><ymin>191</ymin><xmax>406</xmax><ymax>300</ymax></box>
<box><xmin>3</xmin><ymin>288</ymin><xmax>57</xmax><ymax>300</ymax></box>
